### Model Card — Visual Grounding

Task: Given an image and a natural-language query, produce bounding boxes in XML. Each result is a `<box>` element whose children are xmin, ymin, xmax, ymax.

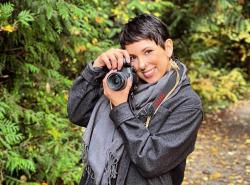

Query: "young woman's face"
<box><xmin>125</xmin><ymin>39</ymin><xmax>173</xmax><ymax>84</ymax></box>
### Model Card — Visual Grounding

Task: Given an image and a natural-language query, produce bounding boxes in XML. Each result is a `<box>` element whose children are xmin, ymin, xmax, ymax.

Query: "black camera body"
<box><xmin>107</xmin><ymin>60</ymin><xmax>138</xmax><ymax>91</ymax></box>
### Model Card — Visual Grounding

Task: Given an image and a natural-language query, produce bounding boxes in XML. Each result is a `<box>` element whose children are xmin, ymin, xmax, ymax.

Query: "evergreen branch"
<box><xmin>0</xmin><ymin>2</ymin><xmax>14</xmax><ymax>21</ymax></box>
<box><xmin>0</xmin><ymin>136</ymin><xmax>11</xmax><ymax>149</ymax></box>
<box><xmin>17</xmin><ymin>10</ymin><xmax>34</xmax><ymax>27</ymax></box>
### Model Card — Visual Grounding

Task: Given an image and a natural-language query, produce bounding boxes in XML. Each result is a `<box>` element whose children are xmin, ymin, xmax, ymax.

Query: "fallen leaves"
<box><xmin>245</xmin><ymin>139</ymin><xmax>250</xmax><ymax>144</ymax></box>
<box><xmin>210</xmin><ymin>172</ymin><xmax>222</xmax><ymax>180</ymax></box>
<box><xmin>0</xmin><ymin>24</ymin><xmax>16</xmax><ymax>32</ymax></box>
<box><xmin>183</xmin><ymin>101</ymin><xmax>250</xmax><ymax>185</ymax></box>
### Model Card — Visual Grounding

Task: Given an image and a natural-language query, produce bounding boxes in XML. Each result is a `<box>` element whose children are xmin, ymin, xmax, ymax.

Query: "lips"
<box><xmin>143</xmin><ymin>67</ymin><xmax>155</xmax><ymax>78</ymax></box>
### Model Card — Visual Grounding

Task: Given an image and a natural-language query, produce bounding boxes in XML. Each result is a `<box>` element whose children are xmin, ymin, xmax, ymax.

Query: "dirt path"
<box><xmin>183</xmin><ymin>101</ymin><xmax>250</xmax><ymax>185</ymax></box>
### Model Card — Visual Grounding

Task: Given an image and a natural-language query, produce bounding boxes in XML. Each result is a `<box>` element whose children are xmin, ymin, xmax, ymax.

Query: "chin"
<box><xmin>144</xmin><ymin>78</ymin><xmax>158</xmax><ymax>84</ymax></box>
<box><xmin>138</xmin><ymin>74</ymin><xmax>160</xmax><ymax>84</ymax></box>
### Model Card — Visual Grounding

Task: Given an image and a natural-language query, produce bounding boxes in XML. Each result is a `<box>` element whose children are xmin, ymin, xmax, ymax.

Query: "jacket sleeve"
<box><xmin>67</xmin><ymin>62</ymin><xmax>106</xmax><ymax>127</ymax></box>
<box><xmin>109</xmin><ymin>99</ymin><xmax>203</xmax><ymax>178</ymax></box>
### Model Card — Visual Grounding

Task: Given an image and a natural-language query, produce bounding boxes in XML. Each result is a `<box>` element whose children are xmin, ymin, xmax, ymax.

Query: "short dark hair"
<box><xmin>119</xmin><ymin>14</ymin><xmax>170</xmax><ymax>49</ymax></box>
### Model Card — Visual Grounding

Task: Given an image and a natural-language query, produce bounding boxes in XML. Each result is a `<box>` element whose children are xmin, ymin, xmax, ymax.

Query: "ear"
<box><xmin>164</xmin><ymin>39</ymin><xmax>173</xmax><ymax>58</ymax></box>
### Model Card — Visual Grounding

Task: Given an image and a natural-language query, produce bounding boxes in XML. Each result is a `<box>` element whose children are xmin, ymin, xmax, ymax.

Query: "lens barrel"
<box><xmin>106</xmin><ymin>60</ymin><xmax>137</xmax><ymax>91</ymax></box>
<box><xmin>107</xmin><ymin>72</ymin><xmax>127</xmax><ymax>91</ymax></box>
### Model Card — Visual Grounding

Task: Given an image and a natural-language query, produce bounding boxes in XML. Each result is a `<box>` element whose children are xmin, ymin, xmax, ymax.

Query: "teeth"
<box><xmin>145</xmin><ymin>68</ymin><xmax>154</xmax><ymax>73</ymax></box>
<box><xmin>147</xmin><ymin>69</ymin><xmax>153</xmax><ymax>73</ymax></box>
<box><xmin>143</xmin><ymin>69</ymin><xmax>151</xmax><ymax>73</ymax></box>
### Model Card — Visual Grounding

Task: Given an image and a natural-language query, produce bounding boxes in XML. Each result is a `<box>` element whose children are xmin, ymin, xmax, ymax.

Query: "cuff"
<box><xmin>110</xmin><ymin>102</ymin><xmax>135</xmax><ymax>128</ymax></box>
<box><xmin>81</xmin><ymin>62</ymin><xmax>107</xmax><ymax>84</ymax></box>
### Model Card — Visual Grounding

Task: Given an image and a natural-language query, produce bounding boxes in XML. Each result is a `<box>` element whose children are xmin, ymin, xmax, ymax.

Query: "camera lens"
<box><xmin>113</xmin><ymin>75</ymin><xmax>121</xmax><ymax>84</ymax></box>
<box><xmin>107</xmin><ymin>72</ymin><xmax>126</xmax><ymax>91</ymax></box>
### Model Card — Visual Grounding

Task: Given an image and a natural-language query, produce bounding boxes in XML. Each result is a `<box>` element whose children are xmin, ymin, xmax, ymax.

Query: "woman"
<box><xmin>67</xmin><ymin>14</ymin><xmax>203</xmax><ymax>185</ymax></box>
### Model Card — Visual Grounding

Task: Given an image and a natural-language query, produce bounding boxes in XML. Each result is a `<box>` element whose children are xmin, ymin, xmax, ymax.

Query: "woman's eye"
<box><xmin>130</xmin><ymin>56</ymin><xmax>136</xmax><ymax>61</ymax></box>
<box><xmin>145</xmin><ymin>50</ymin><xmax>152</xmax><ymax>55</ymax></box>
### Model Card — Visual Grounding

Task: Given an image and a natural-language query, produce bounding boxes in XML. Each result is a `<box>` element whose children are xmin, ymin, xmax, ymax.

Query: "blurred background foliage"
<box><xmin>0</xmin><ymin>0</ymin><xmax>249</xmax><ymax>184</ymax></box>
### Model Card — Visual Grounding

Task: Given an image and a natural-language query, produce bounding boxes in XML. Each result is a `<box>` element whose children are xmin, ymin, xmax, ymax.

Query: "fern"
<box><xmin>46</xmin><ymin>3</ymin><xmax>54</xmax><ymax>20</ymax></box>
<box><xmin>0</xmin><ymin>101</ymin><xmax>9</xmax><ymax>119</ymax></box>
<box><xmin>52</xmin><ymin>16</ymin><xmax>63</xmax><ymax>33</ymax></box>
<box><xmin>56</xmin><ymin>1</ymin><xmax>70</xmax><ymax>20</ymax></box>
<box><xmin>0</xmin><ymin>2</ymin><xmax>14</xmax><ymax>22</ymax></box>
<box><xmin>47</xmin><ymin>69</ymin><xmax>64</xmax><ymax>79</ymax></box>
<box><xmin>6</xmin><ymin>151</ymin><xmax>36</xmax><ymax>174</ymax></box>
<box><xmin>191</xmin><ymin>46</ymin><xmax>220</xmax><ymax>63</ymax></box>
<box><xmin>68</xmin><ymin>3</ymin><xmax>85</xmax><ymax>18</ymax></box>
<box><xmin>26</xmin><ymin>45</ymin><xmax>39</xmax><ymax>61</ymax></box>
<box><xmin>24</xmin><ymin>63</ymin><xmax>40</xmax><ymax>73</ymax></box>
<box><xmin>23</xmin><ymin>110</ymin><xmax>44</xmax><ymax>125</ymax></box>
<box><xmin>17</xmin><ymin>10</ymin><xmax>34</xmax><ymax>26</ymax></box>
<box><xmin>0</xmin><ymin>118</ymin><xmax>23</xmax><ymax>148</ymax></box>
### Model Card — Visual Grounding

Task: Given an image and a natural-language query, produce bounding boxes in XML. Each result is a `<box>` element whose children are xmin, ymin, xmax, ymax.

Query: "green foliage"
<box><xmin>165</xmin><ymin>0</ymin><xmax>250</xmax><ymax>110</ymax></box>
<box><xmin>0</xmin><ymin>2</ymin><xmax>14</xmax><ymax>21</ymax></box>
<box><xmin>0</xmin><ymin>118</ymin><xmax>23</xmax><ymax>149</ymax></box>
<box><xmin>0</xmin><ymin>104</ymin><xmax>36</xmax><ymax>184</ymax></box>
<box><xmin>189</xmin><ymin>62</ymin><xmax>248</xmax><ymax>111</ymax></box>
<box><xmin>172</xmin><ymin>0</ymin><xmax>250</xmax><ymax>69</ymax></box>
<box><xmin>0</xmin><ymin>0</ymin><xmax>170</xmax><ymax>184</ymax></box>
<box><xmin>0</xmin><ymin>2</ymin><xmax>34</xmax><ymax>31</ymax></box>
<box><xmin>6</xmin><ymin>152</ymin><xmax>36</xmax><ymax>174</ymax></box>
<box><xmin>17</xmin><ymin>10</ymin><xmax>34</xmax><ymax>26</ymax></box>
<box><xmin>0</xmin><ymin>90</ymin><xmax>82</xmax><ymax>184</ymax></box>
<box><xmin>0</xmin><ymin>0</ymin><xmax>249</xmax><ymax>184</ymax></box>
<box><xmin>0</xmin><ymin>1</ymin><xmax>85</xmax><ymax>183</ymax></box>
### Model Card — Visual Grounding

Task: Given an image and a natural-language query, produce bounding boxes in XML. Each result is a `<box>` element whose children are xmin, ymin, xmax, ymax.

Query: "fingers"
<box><xmin>115</xmin><ymin>52</ymin><xmax>124</xmax><ymax>70</ymax></box>
<box><xmin>119</xmin><ymin>49</ymin><xmax>130</xmax><ymax>64</ymax></box>
<box><xmin>107</xmin><ymin>53</ymin><xmax>118</xmax><ymax>70</ymax></box>
<box><xmin>126</xmin><ymin>76</ymin><xmax>133</xmax><ymax>90</ymax></box>
<box><xmin>102</xmin><ymin>76</ymin><xmax>108</xmax><ymax>95</ymax></box>
<box><xmin>99</xmin><ymin>54</ymin><xmax>112</xmax><ymax>69</ymax></box>
<box><xmin>94</xmin><ymin>48</ymin><xmax>130</xmax><ymax>70</ymax></box>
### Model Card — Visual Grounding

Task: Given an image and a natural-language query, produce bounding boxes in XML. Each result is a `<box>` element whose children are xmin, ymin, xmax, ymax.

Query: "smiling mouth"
<box><xmin>142</xmin><ymin>67</ymin><xmax>155</xmax><ymax>78</ymax></box>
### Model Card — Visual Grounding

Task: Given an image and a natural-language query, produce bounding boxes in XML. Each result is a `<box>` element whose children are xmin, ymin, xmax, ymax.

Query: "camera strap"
<box><xmin>144</xmin><ymin>61</ymin><xmax>184</xmax><ymax>128</ymax></box>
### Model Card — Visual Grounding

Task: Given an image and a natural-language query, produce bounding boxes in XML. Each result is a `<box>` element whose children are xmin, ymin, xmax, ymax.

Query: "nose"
<box><xmin>138</xmin><ymin>57</ymin><xmax>146</xmax><ymax>71</ymax></box>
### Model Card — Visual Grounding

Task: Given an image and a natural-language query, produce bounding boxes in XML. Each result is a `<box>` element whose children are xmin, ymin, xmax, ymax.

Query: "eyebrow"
<box><xmin>142</xmin><ymin>47</ymin><xmax>152</xmax><ymax>52</ymax></box>
<box><xmin>129</xmin><ymin>47</ymin><xmax>152</xmax><ymax>56</ymax></box>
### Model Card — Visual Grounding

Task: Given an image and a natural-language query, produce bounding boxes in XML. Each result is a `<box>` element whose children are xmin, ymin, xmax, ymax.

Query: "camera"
<box><xmin>107</xmin><ymin>59</ymin><xmax>138</xmax><ymax>91</ymax></box>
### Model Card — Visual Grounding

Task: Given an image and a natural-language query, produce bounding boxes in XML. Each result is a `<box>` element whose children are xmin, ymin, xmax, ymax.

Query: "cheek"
<box><xmin>148</xmin><ymin>54</ymin><xmax>160</xmax><ymax>64</ymax></box>
<box><xmin>135</xmin><ymin>68</ymin><xmax>141</xmax><ymax>76</ymax></box>
<box><xmin>131</xmin><ymin>61</ymin><xmax>139</xmax><ymax>71</ymax></box>
<box><xmin>136</xmin><ymin>72</ymin><xmax>145</xmax><ymax>80</ymax></box>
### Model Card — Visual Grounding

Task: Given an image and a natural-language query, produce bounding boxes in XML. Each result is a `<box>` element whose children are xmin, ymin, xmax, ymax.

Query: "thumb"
<box><xmin>126</xmin><ymin>76</ymin><xmax>133</xmax><ymax>90</ymax></box>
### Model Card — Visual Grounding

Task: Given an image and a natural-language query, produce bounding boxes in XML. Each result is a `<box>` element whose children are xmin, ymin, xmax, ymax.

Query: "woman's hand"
<box><xmin>103</xmin><ymin>70</ymin><xmax>132</xmax><ymax>106</ymax></box>
<box><xmin>93</xmin><ymin>48</ymin><xmax>130</xmax><ymax>70</ymax></box>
